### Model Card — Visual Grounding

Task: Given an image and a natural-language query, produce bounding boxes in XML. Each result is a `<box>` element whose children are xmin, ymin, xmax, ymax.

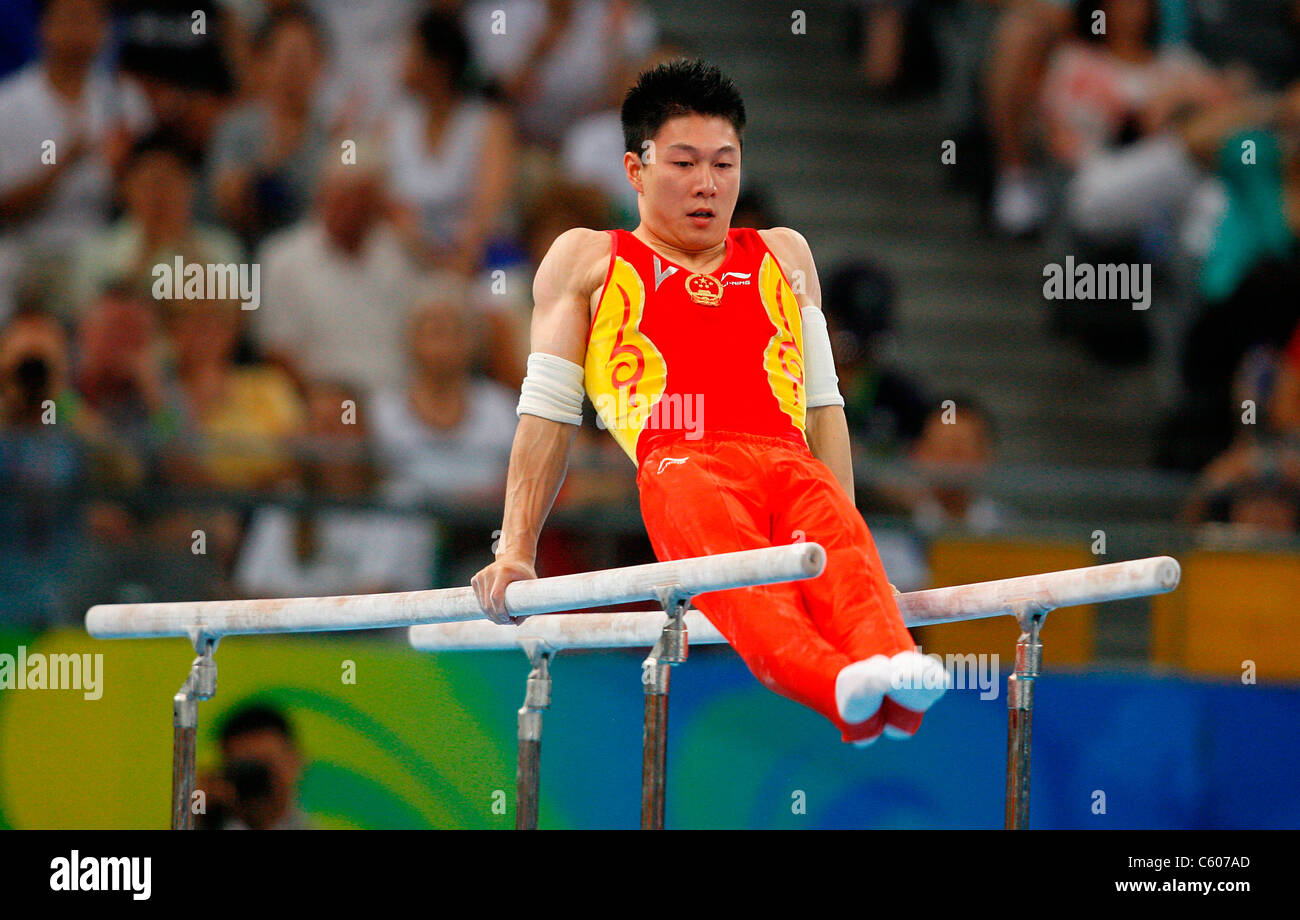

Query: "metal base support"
<box><xmin>516</xmin><ymin>639</ymin><xmax>553</xmax><ymax>830</ymax></box>
<box><xmin>641</xmin><ymin>588</ymin><xmax>690</xmax><ymax>830</ymax></box>
<box><xmin>172</xmin><ymin>635</ymin><xmax>217</xmax><ymax>830</ymax></box>
<box><xmin>1005</xmin><ymin>602</ymin><xmax>1045</xmax><ymax>830</ymax></box>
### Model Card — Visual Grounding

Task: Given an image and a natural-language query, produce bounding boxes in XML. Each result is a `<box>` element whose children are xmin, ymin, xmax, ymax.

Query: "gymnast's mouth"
<box><xmin>688</xmin><ymin>209</ymin><xmax>715</xmax><ymax>225</ymax></box>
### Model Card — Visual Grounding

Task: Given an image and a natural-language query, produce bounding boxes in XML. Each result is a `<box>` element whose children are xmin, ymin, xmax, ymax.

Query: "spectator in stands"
<box><xmin>70</xmin><ymin>131</ymin><xmax>243</xmax><ymax>315</ymax></box>
<box><xmin>255</xmin><ymin>152</ymin><xmax>421</xmax><ymax>398</ymax></box>
<box><xmin>983</xmin><ymin>0</ymin><xmax>1194</xmax><ymax>237</ymax></box>
<box><xmin>1224</xmin><ymin>479</ymin><xmax>1300</xmax><ymax>535</ymax></box>
<box><xmin>385</xmin><ymin>8</ymin><xmax>516</xmax><ymax>278</ymax></box>
<box><xmin>1178</xmin><ymin>82</ymin><xmax>1300</xmax><ymax>307</ymax></box>
<box><xmin>461</xmin><ymin>0</ymin><xmax>658</xmax><ymax>151</ymax></box>
<box><xmin>821</xmin><ymin>260</ymin><xmax>930</xmax><ymax>457</ymax></box>
<box><xmin>305</xmin><ymin>0</ymin><xmax>421</xmax><ymax>127</ymax></box>
<box><xmin>1181</xmin><ymin>437</ymin><xmax>1300</xmax><ymax>537</ymax></box>
<box><xmin>0</xmin><ymin>309</ymin><xmax>74</xmax><ymax>433</ymax></box>
<box><xmin>559</xmin><ymin>37</ymin><xmax>692</xmax><ymax>228</ymax></box>
<box><xmin>370</xmin><ymin>280</ymin><xmax>518</xmax><ymax>509</ymax></box>
<box><xmin>0</xmin><ymin>0</ymin><xmax>150</xmax><ymax>322</ymax></box>
<box><xmin>907</xmin><ymin>396</ymin><xmax>1006</xmax><ymax>534</ymax></box>
<box><xmin>65</xmin><ymin>286</ymin><xmax>203</xmax><ymax>566</ymax></box>
<box><xmin>199</xmin><ymin>703</ymin><xmax>312</xmax><ymax>830</ymax></box>
<box><xmin>853</xmin><ymin>396</ymin><xmax>1007</xmax><ymax>591</ymax></box>
<box><xmin>114</xmin><ymin>0</ymin><xmax>236</xmax><ymax>169</ymax></box>
<box><xmin>482</xmin><ymin>177</ymin><xmax>610</xmax><ymax>388</ymax></box>
<box><xmin>1041</xmin><ymin>0</ymin><xmax>1228</xmax><ymax>249</ymax></box>
<box><xmin>1156</xmin><ymin>81</ymin><xmax>1300</xmax><ymax>469</ymax></box>
<box><xmin>210</xmin><ymin>6</ymin><xmax>333</xmax><ymax>249</ymax></box>
<box><xmin>166</xmin><ymin>296</ymin><xmax>304</xmax><ymax>492</ymax></box>
<box><xmin>0</xmin><ymin>308</ymin><xmax>86</xmax><ymax>624</ymax></box>
<box><xmin>234</xmin><ymin>379</ymin><xmax>436</xmax><ymax>598</ymax></box>
<box><xmin>72</xmin><ymin>286</ymin><xmax>188</xmax><ymax>488</ymax></box>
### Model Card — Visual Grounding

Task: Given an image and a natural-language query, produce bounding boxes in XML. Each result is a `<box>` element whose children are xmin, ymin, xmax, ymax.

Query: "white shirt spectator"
<box><xmin>255</xmin><ymin>221</ymin><xmax>420</xmax><ymax>395</ymax></box>
<box><xmin>0</xmin><ymin>63</ymin><xmax>149</xmax><ymax>320</ymax></box>
<box><xmin>387</xmin><ymin>97</ymin><xmax>496</xmax><ymax>252</ymax></box>
<box><xmin>561</xmin><ymin>109</ymin><xmax>637</xmax><ymax>225</ymax></box>
<box><xmin>371</xmin><ymin>380</ymin><xmax>518</xmax><ymax>504</ymax></box>
<box><xmin>461</xmin><ymin>0</ymin><xmax>656</xmax><ymax>148</ymax></box>
<box><xmin>307</xmin><ymin>0</ymin><xmax>419</xmax><ymax>127</ymax></box>
<box><xmin>234</xmin><ymin>505</ymin><xmax>436</xmax><ymax>597</ymax></box>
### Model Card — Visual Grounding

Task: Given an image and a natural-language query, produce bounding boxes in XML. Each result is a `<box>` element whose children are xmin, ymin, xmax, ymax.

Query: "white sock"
<box><xmin>835</xmin><ymin>655</ymin><xmax>892</xmax><ymax>725</ymax></box>
<box><xmin>885</xmin><ymin>650</ymin><xmax>951</xmax><ymax>713</ymax></box>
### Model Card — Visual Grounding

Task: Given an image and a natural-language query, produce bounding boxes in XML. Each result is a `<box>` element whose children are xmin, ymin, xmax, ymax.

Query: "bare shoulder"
<box><xmin>759</xmin><ymin>226</ymin><xmax>814</xmax><ymax>267</ymax></box>
<box><xmin>533</xmin><ymin>227</ymin><xmax>612</xmax><ymax>303</ymax></box>
<box><xmin>758</xmin><ymin>227</ymin><xmax>820</xmax><ymax>302</ymax></box>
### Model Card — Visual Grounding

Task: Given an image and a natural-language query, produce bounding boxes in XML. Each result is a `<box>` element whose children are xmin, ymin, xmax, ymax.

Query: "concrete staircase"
<box><xmin>650</xmin><ymin>0</ymin><xmax>1164</xmax><ymax>469</ymax></box>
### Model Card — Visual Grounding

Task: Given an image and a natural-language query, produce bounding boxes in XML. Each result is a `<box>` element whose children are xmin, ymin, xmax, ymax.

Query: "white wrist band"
<box><xmin>801</xmin><ymin>305</ymin><xmax>845</xmax><ymax>408</ymax></box>
<box><xmin>516</xmin><ymin>351</ymin><xmax>586</xmax><ymax>425</ymax></box>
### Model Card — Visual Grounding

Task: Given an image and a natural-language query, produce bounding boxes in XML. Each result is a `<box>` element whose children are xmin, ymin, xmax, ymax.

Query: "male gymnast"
<box><xmin>472</xmin><ymin>59</ymin><xmax>948</xmax><ymax>745</ymax></box>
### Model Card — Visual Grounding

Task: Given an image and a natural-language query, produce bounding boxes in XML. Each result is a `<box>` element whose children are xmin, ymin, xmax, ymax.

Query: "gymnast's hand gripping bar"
<box><xmin>84</xmin><ymin>542</ymin><xmax>827</xmax><ymax>642</ymax></box>
<box><xmin>408</xmin><ymin>555</ymin><xmax>1182</xmax><ymax>652</ymax></box>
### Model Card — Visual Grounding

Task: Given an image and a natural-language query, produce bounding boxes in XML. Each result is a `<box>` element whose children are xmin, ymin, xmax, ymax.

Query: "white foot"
<box><xmin>835</xmin><ymin>655</ymin><xmax>892</xmax><ymax>725</ymax></box>
<box><xmin>885</xmin><ymin>650</ymin><xmax>950</xmax><ymax>712</ymax></box>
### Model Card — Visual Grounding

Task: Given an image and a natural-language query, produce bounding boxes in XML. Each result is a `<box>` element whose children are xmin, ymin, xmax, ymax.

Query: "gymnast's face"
<box><xmin>629</xmin><ymin>113</ymin><xmax>740</xmax><ymax>252</ymax></box>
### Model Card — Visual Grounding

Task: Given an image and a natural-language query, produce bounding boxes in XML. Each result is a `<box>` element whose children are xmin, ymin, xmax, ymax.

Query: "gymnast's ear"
<box><xmin>624</xmin><ymin>150</ymin><xmax>646</xmax><ymax>195</ymax></box>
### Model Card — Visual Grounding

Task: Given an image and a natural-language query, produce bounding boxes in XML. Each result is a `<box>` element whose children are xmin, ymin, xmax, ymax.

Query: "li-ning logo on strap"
<box><xmin>653</xmin><ymin>255</ymin><xmax>679</xmax><ymax>291</ymax></box>
<box><xmin>656</xmin><ymin>457</ymin><xmax>688</xmax><ymax>474</ymax></box>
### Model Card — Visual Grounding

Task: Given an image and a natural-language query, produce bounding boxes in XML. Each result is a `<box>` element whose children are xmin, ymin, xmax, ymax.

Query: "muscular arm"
<box><xmin>761</xmin><ymin>227</ymin><xmax>856</xmax><ymax>504</ymax></box>
<box><xmin>491</xmin><ymin>229</ymin><xmax>606</xmax><ymax>567</ymax></box>
<box><xmin>473</xmin><ymin>229</ymin><xmax>606</xmax><ymax>621</ymax></box>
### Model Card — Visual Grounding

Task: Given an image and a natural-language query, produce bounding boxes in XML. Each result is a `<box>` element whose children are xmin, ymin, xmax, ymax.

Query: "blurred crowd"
<box><xmin>0</xmin><ymin>0</ymin><xmax>668</xmax><ymax>623</ymax></box>
<box><xmin>853</xmin><ymin>0</ymin><xmax>1300</xmax><ymax>540</ymax></box>
<box><xmin>1</xmin><ymin>0</ymin><xmax>1298</xmax><ymax>626</ymax></box>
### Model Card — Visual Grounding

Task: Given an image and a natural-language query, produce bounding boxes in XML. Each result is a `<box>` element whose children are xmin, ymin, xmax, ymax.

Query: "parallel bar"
<box><xmin>409</xmin><ymin>556</ymin><xmax>1181</xmax><ymax>652</ymax></box>
<box><xmin>412</xmin><ymin>610</ymin><xmax>725</xmax><ymax>652</ymax></box>
<box><xmin>896</xmin><ymin>556</ymin><xmax>1179</xmax><ymax>626</ymax></box>
<box><xmin>85</xmin><ymin>543</ymin><xmax>826</xmax><ymax>639</ymax></box>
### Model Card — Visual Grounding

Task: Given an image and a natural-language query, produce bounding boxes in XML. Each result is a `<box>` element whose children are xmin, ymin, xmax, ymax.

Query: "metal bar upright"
<box><xmin>172</xmin><ymin>636</ymin><xmax>217</xmax><ymax>830</ymax></box>
<box><xmin>641</xmin><ymin>588</ymin><xmax>690</xmax><ymax>830</ymax></box>
<box><xmin>516</xmin><ymin>639</ymin><xmax>553</xmax><ymax>830</ymax></box>
<box><xmin>1005</xmin><ymin>603</ymin><xmax>1045</xmax><ymax>830</ymax></box>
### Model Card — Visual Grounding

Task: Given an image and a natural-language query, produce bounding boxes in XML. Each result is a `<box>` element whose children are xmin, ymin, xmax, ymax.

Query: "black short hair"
<box><xmin>621</xmin><ymin>58</ymin><xmax>746</xmax><ymax>156</ymax></box>
<box><xmin>414</xmin><ymin>8</ymin><xmax>471</xmax><ymax>89</ymax></box>
<box><xmin>218</xmin><ymin>703</ymin><xmax>296</xmax><ymax>749</ymax></box>
<box><xmin>124</xmin><ymin>128</ymin><xmax>199</xmax><ymax>174</ymax></box>
<box><xmin>926</xmin><ymin>393</ymin><xmax>998</xmax><ymax>444</ymax></box>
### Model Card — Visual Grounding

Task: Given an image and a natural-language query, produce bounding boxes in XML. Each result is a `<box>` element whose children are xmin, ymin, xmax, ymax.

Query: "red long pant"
<box><xmin>637</xmin><ymin>431</ymin><xmax>917</xmax><ymax>742</ymax></box>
